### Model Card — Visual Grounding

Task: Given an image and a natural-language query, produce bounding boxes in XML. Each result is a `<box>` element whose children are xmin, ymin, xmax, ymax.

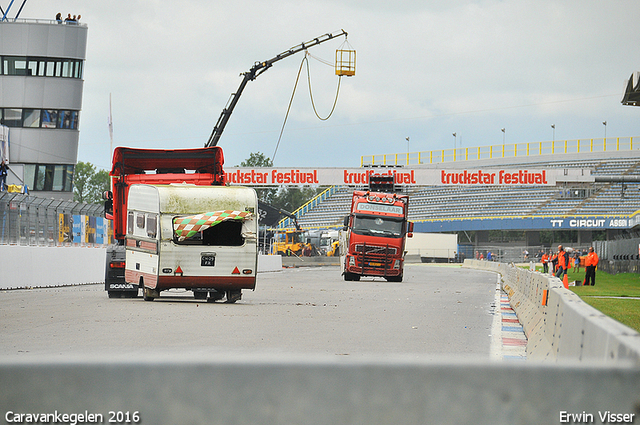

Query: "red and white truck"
<box><xmin>104</xmin><ymin>147</ymin><xmax>258</xmax><ymax>302</ymax></box>
<box><xmin>339</xmin><ymin>175</ymin><xmax>413</xmax><ymax>282</ymax></box>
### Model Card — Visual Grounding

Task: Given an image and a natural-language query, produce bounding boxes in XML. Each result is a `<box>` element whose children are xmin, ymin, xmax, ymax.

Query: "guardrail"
<box><xmin>362</xmin><ymin>136</ymin><xmax>638</xmax><ymax>166</ymax></box>
<box><xmin>463</xmin><ymin>259</ymin><xmax>640</xmax><ymax>364</ymax></box>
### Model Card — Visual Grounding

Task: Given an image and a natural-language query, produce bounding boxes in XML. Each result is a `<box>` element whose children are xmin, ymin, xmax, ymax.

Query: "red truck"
<box><xmin>104</xmin><ymin>147</ymin><xmax>259</xmax><ymax>302</ymax></box>
<box><xmin>339</xmin><ymin>175</ymin><xmax>413</xmax><ymax>282</ymax></box>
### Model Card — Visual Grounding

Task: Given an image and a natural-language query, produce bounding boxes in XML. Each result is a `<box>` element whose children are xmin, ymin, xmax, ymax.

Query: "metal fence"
<box><xmin>593</xmin><ymin>237</ymin><xmax>640</xmax><ymax>274</ymax></box>
<box><xmin>0</xmin><ymin>192</ymin><xmax>109</xmax><ymax>246</ymax></box>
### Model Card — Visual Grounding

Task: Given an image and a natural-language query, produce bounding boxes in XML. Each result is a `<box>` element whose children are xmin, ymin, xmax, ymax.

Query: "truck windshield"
<box><xmin>352</xmin><ymin>215</ymin><xmax>404</xmax><ymax>238</ymax></box>
<box><xmin>287</xmin><ymin>232</ymin><xmax>302</xmax><ymax>244</ymax></box>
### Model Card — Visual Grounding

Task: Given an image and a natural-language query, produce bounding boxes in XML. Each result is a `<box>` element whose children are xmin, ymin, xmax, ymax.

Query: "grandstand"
<box><xmin>287</xmin><ymin>138</ymin><xmax>640</xmax><ymax>247</ymax></box>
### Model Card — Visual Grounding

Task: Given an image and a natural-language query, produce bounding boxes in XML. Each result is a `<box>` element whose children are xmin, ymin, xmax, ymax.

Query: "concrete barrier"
<box><xmin>1</xmin><ymin>356</ymin><xmax>639</xmax><ymax>425</ymax></box>
<box><xmin>258</xmin><ymin>254</ymin><xmax>282</xmax><ymax>272</ymax></box>
<box><xmin>0</xmin><ymin>245</ymin><xmax>106</xmax><ymax>289</ymax></box>
<box><xmin>0</xmin><ymin>249</ymin><xmax>281</xmax><ymax>289</ymax></box>
<box><xmin>463</xmin><ymin>259</ymin><xmax>640</xmax><ymax>364</ymax></box>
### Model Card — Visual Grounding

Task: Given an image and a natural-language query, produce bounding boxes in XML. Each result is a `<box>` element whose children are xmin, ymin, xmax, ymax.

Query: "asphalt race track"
<box><xmin>0</xmin><ymin>264</ymin><xmax>500</xmax><ymax>359</ymax></box>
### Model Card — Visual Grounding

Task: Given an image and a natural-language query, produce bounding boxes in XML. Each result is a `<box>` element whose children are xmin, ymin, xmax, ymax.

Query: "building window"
<box><xmin>23</xmin><ymin>109</ymin><xmax>41</xmax><ymax>128</ymax></box>
<box><xmin>42</xmin><ymin>110</ymin><xmax>58</xmax><ymax>128</ymax></box>
<box><xmin>1</xmin><ymin>56</ymin><xmax>84</xmax><ymax>79</ymax></box>
<box><xmin>22</xmin><ymin>164</ymin><xmax>74</xmax><ymax>192</ymax></box>
<box><xmin>2</xmin><ymin>108</ymin><xmax>22</xmax><ymax>127</ymax></box>
<box><xmin>2</xmin><ymin>108</ymin><xmax>79</xmax><ymax>130</ymax></box>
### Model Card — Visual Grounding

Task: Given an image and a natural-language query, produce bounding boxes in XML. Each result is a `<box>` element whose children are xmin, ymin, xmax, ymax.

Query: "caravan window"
<box><xmin>136</xmin><ymin>213</ymin><xmax>145</xmax><ymax>229</ymax></box>
<box><xmin>146</xmin><ymin>214</ymin><xmax>157</xmax><ymax>238</ymax></box>
<box><xmin>173</xmin><ymin>220</ymin><xmax>245</xmax><ymax>246</ymax></box>
<box><xmin>127</xmin><ymin>211</ymin><xmax>134</xmax><ymax>234</ymax></box>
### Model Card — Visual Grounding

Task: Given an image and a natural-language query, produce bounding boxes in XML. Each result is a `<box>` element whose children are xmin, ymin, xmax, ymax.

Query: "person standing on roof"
<box><xmin>555</xmin><ymin>245</ymin><xmax>569</xmax><ymax>279</ymax></box>
<box><xmin>583</xmin><ymin>247</ymin><xmax>599</xmax><ymax>286</ymax></box>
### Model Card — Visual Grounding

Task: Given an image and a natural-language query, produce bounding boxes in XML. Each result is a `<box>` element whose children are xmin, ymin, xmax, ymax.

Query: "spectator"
<box><xmin>573</xmin><ymin>252</ymin><xmax>581</xmax><ymax>273</ymax></box>
<box><xmin>583</xmin><ymin>247</ymin><xmax>599</xmax><ymax>286</ymax></box>
<box><xmin>541</xmin><ymin>251</ymin><xmax>549</xmax><ymax>274</ymax></box>
<box><xmin>55</xmin><ymin>12</ymin><xmax>62</xmax><ymax>23</ymax></box>
<box><xmin>487</xmin><ymin>251</ymin><xmax>492</xmax><ymax>261</ymax></box>
<box><xmin>555</xmin><ymin>245</ymin><xmax>569</xmax><ymax>279</ymax></box>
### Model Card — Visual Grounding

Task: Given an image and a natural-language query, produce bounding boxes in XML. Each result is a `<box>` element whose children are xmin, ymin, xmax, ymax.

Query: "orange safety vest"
<box><xmin>585</xmin><ymin>252</ymin><xmax>599</xmax><ymax>267</ymax></box>
<box><xmin>558</xmin><ymin>251</ymin><xmax>568</xmax><ymax>269</ymax></box>
<box><xmin>541</xmin><ymin>254</ymin><xmax>548</xmax><ymax>264</ymax></box>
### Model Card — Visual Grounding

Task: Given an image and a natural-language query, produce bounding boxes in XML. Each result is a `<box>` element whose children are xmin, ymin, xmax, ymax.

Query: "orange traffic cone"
<box><xmin>563</xmin><ymin>273</ymin><xmax>569</xmax><ymax>289</ymax></box>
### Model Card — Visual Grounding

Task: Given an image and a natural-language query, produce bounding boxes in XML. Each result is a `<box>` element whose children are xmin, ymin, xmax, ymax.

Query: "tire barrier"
<box><xmin>463</xmin><ymin>259</ymin><xmax>640</xmax><ymax>364</ymax></box>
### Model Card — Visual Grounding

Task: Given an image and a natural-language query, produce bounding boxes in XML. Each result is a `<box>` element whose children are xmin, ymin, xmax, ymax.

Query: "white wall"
<box><xmin>0</xmin><ymin>245</ymin><xmax>105</xmax><ymax>289</ymax></box>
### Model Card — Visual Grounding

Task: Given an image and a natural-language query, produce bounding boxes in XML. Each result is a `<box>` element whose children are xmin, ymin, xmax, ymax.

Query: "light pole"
<box><xmin>452</xmin><ymin>133</ymin><xmax>457</xmax><ymax>151</ymax></box>
<box><xmin>405</xmin><ymin>137</ymin><xmax>410</xmax><ymax>164</ymax></box>
<box><xmin>501</xmin><ymin>128</ymin><xmax>505</xmax><ymax>145</ymax></box>
<box><xmin>551</xmin><ymin>124</ymin><xmax>555</xmax><ymax>142</ymax></box>
<box><xmin>602</xmin><ymin>121</ymin><xmax>607</xmax><ymax>140</ymax></box>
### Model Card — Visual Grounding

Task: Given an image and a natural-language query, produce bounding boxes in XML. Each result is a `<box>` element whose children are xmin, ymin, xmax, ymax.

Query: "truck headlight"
<box><xmin>349</xmin><ymin>256</ymin><xmax>355</xmax><ymax>266</ymax></box>
<box><xmin>393</xmin><ymin>260</ymin><xmax>401</xmax><ymax>269</ymax></box>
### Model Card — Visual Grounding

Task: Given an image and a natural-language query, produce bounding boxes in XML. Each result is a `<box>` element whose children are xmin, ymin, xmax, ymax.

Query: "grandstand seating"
<box><xmin>293</xmin><ymin>153</ymin><xmax>640</xmax><ymax>230</ymax></box>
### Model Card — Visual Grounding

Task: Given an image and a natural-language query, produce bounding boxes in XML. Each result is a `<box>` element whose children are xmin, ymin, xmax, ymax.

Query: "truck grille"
<box><xmin>354</xmin><ymin>244</ymin><xmax>397</xmax><ymax>256</ymax></box>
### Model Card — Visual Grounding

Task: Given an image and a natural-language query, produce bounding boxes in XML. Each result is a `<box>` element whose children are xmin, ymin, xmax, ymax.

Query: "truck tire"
<box><xmin>207</xmin><ymin>290</ymin><xmax>225</xmax><ymax>303</ymax></box>
<box><xmin>344</xmin><ymin>271</ymin><xmax>360</xmax><ymax>281</ymax></box>
<box><xmin>225</xmin><ymin>290</ymin><xmax>242</xmax><ymax>303</ymax></box>
<box><xmin>193</xmin><ymin>291</ymin><xmax>207</xmax><ymax>300</ymax></box>
<box><xmin>142</xmin><ymin>287</ymin><xmax>156</xmax><ymax>302</ymax></box>
<box><xmin>107</xmin><ymin>291</ymin><xmax>122</xmax><ymax>298</ymax></box>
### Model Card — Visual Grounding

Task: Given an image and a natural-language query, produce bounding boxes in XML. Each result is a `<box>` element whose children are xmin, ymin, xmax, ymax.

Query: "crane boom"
<box><xmin>205</xmin><ymin>29</ymin><xmax>348</xmax><ymax>147</ymax></box>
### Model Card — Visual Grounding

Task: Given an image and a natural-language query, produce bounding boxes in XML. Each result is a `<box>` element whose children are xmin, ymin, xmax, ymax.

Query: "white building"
<box><xmin>0</xmin><ymin>12</ymin><xmax>87</xmax><ymax>200</ymax></box>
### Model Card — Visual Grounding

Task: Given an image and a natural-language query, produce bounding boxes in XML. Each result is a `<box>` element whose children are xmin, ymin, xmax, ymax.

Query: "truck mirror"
<box><xmin>103</xmin><ymin>191</ymin><xmax>114</xmax><ymax>216</ymax></box>
<box><xmin>343</xmin><ymin>215</ymin><xmax>350</xmax><ymax>230</ymax></box>
<box><xmin>407</xmin><ymin>221</ymin><xmax>414</xmax><ymax>238</ymax></box>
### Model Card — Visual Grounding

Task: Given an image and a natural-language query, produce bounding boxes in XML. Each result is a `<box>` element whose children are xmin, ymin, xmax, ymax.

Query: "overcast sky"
<box><xmin>15</xmin><ymin>0</ymin><xmax>640</xmax><ymax>170</ymax></box>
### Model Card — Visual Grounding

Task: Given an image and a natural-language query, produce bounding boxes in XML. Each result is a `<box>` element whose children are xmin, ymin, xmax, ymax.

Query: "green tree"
<box><xmin>239</xmin><ymin>152</ymin><xmax>276</xmax><ymax>204</ymax></box>
<box><xmin>272</xmin><ymin>186</ymin><xmax>322</xmax><ymax>213</ymax></box>
<box><xmin>73</xmin><ymin>161</ymin><xmax>110</xmax><ymax>204</ymax></box>
<box><xmin>240</xmin><ymin>152</ymin><xmax>273</xmax><ymax>168</ymax></box>
<box><xmin>239</xmin><ymin>152</ymin><xmax>324</xmax><ymax>214</ymax></box>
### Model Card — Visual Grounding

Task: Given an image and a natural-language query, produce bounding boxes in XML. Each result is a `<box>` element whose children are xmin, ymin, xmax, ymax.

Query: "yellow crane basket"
<box><xmin>335</xmin><ymin>40</ymin><xmax>356</xmax><ymax>76</ymax></box>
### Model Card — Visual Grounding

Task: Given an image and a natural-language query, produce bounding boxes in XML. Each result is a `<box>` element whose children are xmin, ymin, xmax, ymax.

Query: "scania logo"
<box><xmin>109</xmin><ymin>283</ymin><xmax>134</xmax><ymax>289</ymax></box>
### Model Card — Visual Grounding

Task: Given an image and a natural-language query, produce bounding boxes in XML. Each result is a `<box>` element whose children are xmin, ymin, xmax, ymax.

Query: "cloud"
<box><xmin>19</xmin><ymin>0</ymin><xmax>640</xmax><ymax>169</ymax></box>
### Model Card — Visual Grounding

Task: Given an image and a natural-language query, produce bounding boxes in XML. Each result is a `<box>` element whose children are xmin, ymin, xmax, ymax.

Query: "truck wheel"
<box><xmin>142</xmin><ymin>287</ymin><xmax>156</xmax><ymax>301</ymax></box>
<box><xmin>207</xmin><ymin>290</ymin><xmax>225</xmax><ymax>303</ymax></box>
<box><xmin>225</xmin><ymin>290</ymin><xmax>242</xmax><ymax>303</ymax></box>
<box><xmin>107</xmin><ymin>291</ymin><xmax>122</xmax><ymax>298</ymax></box>
<box><xmin>193</xmin><ymin>291</ymin><xmax>207</xmax><ymax>300</ymax></box>
<box><xmin>344</xmin><ymin>272</ymin><xmax>360</xmax><ymax>281</ymax></box>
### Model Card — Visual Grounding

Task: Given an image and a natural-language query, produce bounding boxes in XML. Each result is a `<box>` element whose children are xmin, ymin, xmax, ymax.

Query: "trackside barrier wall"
<box><xmin>0</xmin><ymin>250</ymin><xmax>282</xmax><ymax>289</ymax></box>
<box><xmin>0</xmin><ymin>245</ymin><xmax>105</xmax><ymax>289</ymax></box>
<box><xmin>463</xmin><ymin>259</ymin><xmax>640</xmax><ymax>364</ymax></box>
<box><xmin>1</xmin><ymin>356</ymin><xmax>640</xmax><ymax>425</ymax></box>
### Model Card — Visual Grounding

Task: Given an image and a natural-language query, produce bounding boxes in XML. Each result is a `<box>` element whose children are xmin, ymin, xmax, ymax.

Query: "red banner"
<box><xmin>225</xmin><ymin>167</ymin><xmax>592</xmax><ymax>186</ymax></box>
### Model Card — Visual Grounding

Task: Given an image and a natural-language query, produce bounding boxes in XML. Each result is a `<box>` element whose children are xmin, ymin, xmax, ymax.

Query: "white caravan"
<box><xmin>124</xmin><ymin>183</ymin><xmax>258</xmax><ymax>302</ymax></box>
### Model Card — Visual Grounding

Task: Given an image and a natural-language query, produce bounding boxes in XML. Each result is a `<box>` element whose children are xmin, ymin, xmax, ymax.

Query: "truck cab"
<box><xmin>340</xmin><ymin>176</ymin><xmax>413</xmax><ymax>282</ymax></box>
